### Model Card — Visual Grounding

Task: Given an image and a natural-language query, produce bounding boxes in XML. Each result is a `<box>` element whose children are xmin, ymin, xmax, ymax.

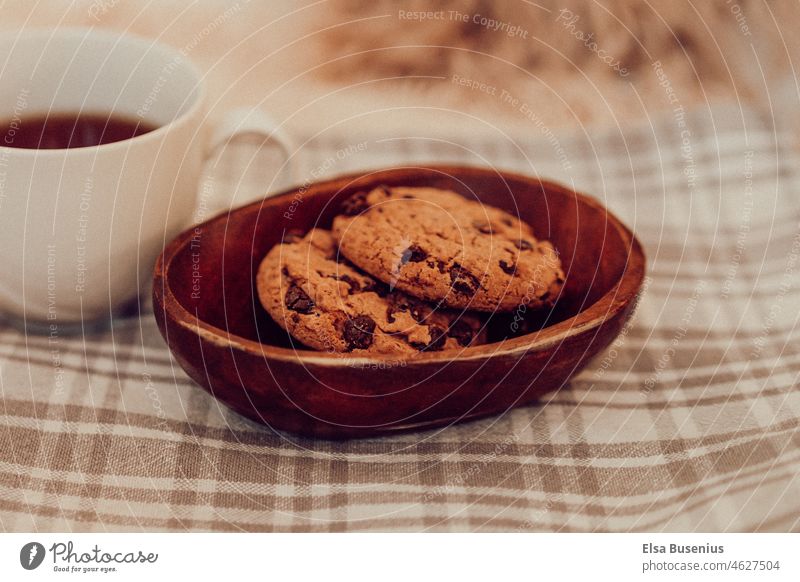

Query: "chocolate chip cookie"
<box><xmin>332</xmin><ymin>186</ymin><xmax>564</xmax><ymax>312</ymax></box>
<box><xmin>256</xmin><ymin>229</ymin><xmax>485</xmax><ymax>355</ymax></box>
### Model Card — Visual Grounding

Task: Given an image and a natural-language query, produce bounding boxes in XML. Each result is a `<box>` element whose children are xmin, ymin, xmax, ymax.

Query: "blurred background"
<box><xmin>2</xmin><ymin>0</ymin><xmax>800</xmax><ymax>533</ymax></box>
<box><xmin>1</xmin><ymin>0</ymin><xmax>795</xmax><ymax>139</ymax></box>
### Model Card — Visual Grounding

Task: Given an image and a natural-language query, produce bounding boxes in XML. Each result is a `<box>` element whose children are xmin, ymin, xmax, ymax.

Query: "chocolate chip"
<box><xmin>343</xmin><ymin>315</ymin><xmax>376</xmax><ymax>350</ymax></box>
<box><xmin>385</xmin><ymin>292</ymin><xmax>402</xmax><ymax>323</ymax></box>
<box><xmin>427</xmin><ymin>326</ymin><xmax>448</xmax><ymax>351</ymax></box>
<box><xmin>391</xmin><ymin>294</ymin><xmax>426</xmax><ymax>322</ymax></box>
<box><xmin>340</xmin><ymin>191</ymin><xmax>370</xmax><ymax>216</ymax></box>
<box><xmin>473</xmin><ymin>220</ymin><xmax>493</xmax><ymax>234</ymax></box>
<box><xmin>514</xmin><ymin>239</ymin><xmax>534</xmax><ymax>251</ymax></box>
<box><xmin>281</xmin><ymin>229</ymin><xmax>305</xmax><ymax>244</ymax></box>
<box><xmin>499</xmin><ymin>260</ymin><xmax>516</xmax><ymax>275</ymax></box>
<box><xmin>448</xmin><ymin>320</ymin><xmax>475</xmax><ymax>347</ymax></box>
<box><xmin>285</xmin><ymin>283</ymin><xmax>314</xmax><ymax>313</ymax></box>
<box><xmin>413</xmin><ymin>325</ymin><xmax>447</xmax><ymax>352</ymax></box>
<box><xmin>333</xmin><ymin>274</ymin><xmax>361</xmax><ymax>293</ymax></box>
<box><xmin>449</xmin><ymin>263</ymin><xmax>481</xmax><ymax>296</ymax></box>
<box><xmin>401</xmin><ymin>244</ymin><xmax>427</xmax><ymax>265</ymax></box>
<box><xmin>363</xmin><ymin>279</ymin><xmax>389</xmax><ymax>297</ymax></box>
<box><xmin>436</xmin><ymin>260</ymin><xmax>447</xmax><ymax>274</ymax></box>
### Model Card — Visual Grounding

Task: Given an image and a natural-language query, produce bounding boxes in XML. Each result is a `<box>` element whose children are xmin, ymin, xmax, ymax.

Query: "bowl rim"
<box><xmin>153</xmin><ymin>165</ymin><xmax>646</xmax><ymax>366</ymax></box>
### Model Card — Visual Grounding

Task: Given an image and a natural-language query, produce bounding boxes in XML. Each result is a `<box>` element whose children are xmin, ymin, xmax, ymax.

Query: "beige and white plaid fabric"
<box><xmin>1</xmin><ymin>105</ymin><xmax>799</xmax><ymax>532</ymax></box>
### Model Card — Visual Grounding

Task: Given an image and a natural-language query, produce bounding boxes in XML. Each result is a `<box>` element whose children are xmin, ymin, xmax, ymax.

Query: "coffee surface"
<box><xmin>0</xmin><ymin>113</ymin><xmax>158</xmax><ymax>149</ymax></box>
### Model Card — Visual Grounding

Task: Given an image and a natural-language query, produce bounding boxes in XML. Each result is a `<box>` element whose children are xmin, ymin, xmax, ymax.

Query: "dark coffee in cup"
<box><xmin>1</xmin><ymin>112</ymin><xmax>158</xmax><ymax>149</ymax></box>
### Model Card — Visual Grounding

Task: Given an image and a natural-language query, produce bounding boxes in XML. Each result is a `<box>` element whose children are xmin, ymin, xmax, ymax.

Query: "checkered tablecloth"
<box><xmin>2</xmin><ymin>104</ymin><xmax>799</xmax><ymax>532</ymax></box>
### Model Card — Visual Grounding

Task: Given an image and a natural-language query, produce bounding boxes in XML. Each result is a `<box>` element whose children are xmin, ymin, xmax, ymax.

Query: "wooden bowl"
<box><xmin>153</xmin><ymin>166</ymin><xmax>645</xmax><ymax>439</ymax></box>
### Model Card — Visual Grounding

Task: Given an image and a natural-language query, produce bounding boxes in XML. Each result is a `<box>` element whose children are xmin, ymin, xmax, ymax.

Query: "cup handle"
<box><xmin>201</xmin><ymin>107</ymin><xmax>298</xmax><ymax>215</ymax></box>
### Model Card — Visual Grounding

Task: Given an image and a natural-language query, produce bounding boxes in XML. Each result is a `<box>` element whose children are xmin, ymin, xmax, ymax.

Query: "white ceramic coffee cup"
<box><xmin>0</xmin><ymin>28</ymin><xmax>294</xmax><ymax>332</ymax></box>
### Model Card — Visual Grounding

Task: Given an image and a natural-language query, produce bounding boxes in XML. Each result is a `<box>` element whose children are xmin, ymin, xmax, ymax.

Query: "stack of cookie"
<box><xmin>257</xmin><ymin>186</ymin><xmax>565</xmax><ymax>355</ymax></box>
